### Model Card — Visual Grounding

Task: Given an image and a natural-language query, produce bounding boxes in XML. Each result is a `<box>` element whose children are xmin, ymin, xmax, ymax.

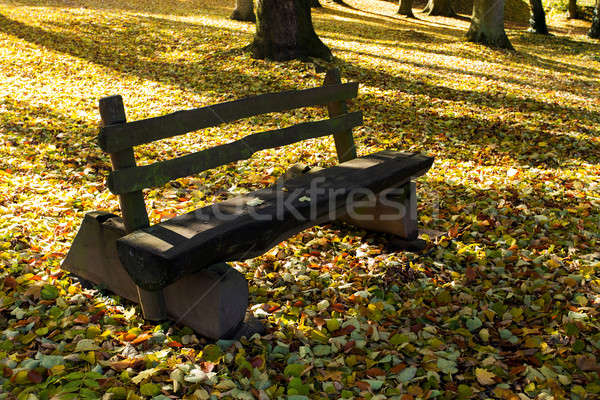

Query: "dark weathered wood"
<box><xmin>99</xmin><ymin>95</ymin><xmax>166</xmax><ymax>321</ymax></box>
<box><xmin>116</xmin><ymin>150</ymin><xmax>434</xmax><ymax>291</ymax></box>
<box><xmin>100</xmin><ymin>96</ymin><xmax>150</xmax><ymax>233</ymax></box>
<box><xmin>107</xmin><ymin>112</ymin><xmax>363</xmax><ymax>194</ymax></box>
<box><xmin>324</xmin><ymin>69</ymin><xmax>357</xmax><ymax>163</ymax></box>
<box><xmin>98</xmin><ymin>82</ymin><xmax>359</xmax><ymax>153</ymax></box>
<box><xmin>340</xmin><ymin>181</ymin><xmax>418</xmax><ymax>239</ymax></box>
<box><xmin>61</xmin><ymin>211</ymin><xmax>139</xmax><ymax>302</ymax></box>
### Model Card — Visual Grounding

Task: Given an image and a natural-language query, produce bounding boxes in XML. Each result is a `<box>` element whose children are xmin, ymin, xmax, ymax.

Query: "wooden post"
<box><xmin>98</xmin><ymin>95</ymin><xmax>167</xmax><ymax>321</ymax></box>
<box><xmin>323</xmin><ymin>68</ymin><xmax>357</xmax><ymax>163</ymax></box>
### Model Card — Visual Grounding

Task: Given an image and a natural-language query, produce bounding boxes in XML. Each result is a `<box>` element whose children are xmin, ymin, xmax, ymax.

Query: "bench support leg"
<box><xmin>340</xmin><ymin>181</ymin><xmax>426</xmax><ymax>251</ymax></box>
<box><xmin>163</xmin><ymin>263</ymin><xmax>250</xmax><ymax>339</ymax></box>
<box><xmin>137</xmin><ymin>288</ymin><xmax>167</xmax><ymax>321</ymax></box>
<box><xmin>399</xmin><ymin>181</ymin><xmax>418</xmax><ymax>241</ymax></box>
<box><xmin>341</xmin><ymin>181</ymin><xmax>418</xmax><ymax>239</ymax></box>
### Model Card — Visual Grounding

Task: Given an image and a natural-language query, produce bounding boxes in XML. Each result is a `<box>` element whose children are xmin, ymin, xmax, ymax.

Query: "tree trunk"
<box><xmin>422</xmin><ymin>0</ymin><xmax>456</xmax><ymax>17</ymax></box>
<box><xmin>311</xmin><ymin>0</ymin><xmax>322</xmax><ymax>7</ymax></box>
<box><xmin>251</xmin><ymin>0</ymin><xmax>332</xmax><ymax>61</ymax></box>
<box><xmin>231</xmin><ymin>0</ymin><xmax>256</xmax><ymax>22</ymax></box>
<box><xmin>466</xmin><ymin>0</ymin><xmax>513</xmax><ymax>50</ymax></box>
<box><xmin>590</xmin><ymin>0</ymin><xmax>600</xmax><ymax>38</ymax></box>
<box><xmin>398</xmin><ymin>0</ymin><xmax>415</xmax><ymax>17</ymax></box>
<box><xmin>528</xmin><ymin>0</ymin><xmax>549</xmax><ymax>34</ymax></box>
<box><xmin>568</xmin><ymin>0</ymin><xmax>580</xmax><ymax>19</ymax></box>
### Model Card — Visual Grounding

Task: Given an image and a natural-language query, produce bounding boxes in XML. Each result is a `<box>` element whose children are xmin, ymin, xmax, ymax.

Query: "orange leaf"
<box><xmin>74</xmin><ymin>314</ymin><xmax>90</xmax><ymax>324</ymax></box>
<box><xmin>131</xmin><ymin>333</ymin><xmax>151</xmax><ymax>345</ymax></box>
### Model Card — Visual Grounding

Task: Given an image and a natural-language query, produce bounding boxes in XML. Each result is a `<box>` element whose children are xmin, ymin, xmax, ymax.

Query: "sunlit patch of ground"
<box><xmin>0</xmin><ymin>0</ymin><xmax>599</xmax><ymax>398</ymax></box>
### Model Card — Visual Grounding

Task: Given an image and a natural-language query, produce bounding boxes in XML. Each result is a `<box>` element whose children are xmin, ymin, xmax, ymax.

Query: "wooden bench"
<box><xmin>62</xmin><ymin>69</ymin><xmax>434</xmax><ymax>339</ymax></box>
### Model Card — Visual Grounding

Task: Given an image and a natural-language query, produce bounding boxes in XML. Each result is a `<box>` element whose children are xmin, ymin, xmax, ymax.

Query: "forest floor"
<box><xmin>0</xmin><ymin>0</ymin><xmax>599</xmax><ymax>398</ymax></box>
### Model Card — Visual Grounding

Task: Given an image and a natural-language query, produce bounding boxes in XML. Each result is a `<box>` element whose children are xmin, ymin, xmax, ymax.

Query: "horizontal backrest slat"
<box><xmin>98</xmin><ymin>82</ymin><xmax>359</xmax><ymax>153</ymax></box>
<box><xmin>107</xmin><ymin>112</ymin><xmax>363</xmax><ymax>194</ymax></box>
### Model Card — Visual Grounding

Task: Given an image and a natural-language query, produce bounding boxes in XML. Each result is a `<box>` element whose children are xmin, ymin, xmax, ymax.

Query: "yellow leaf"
<box><xmin>476</xmin><ymin>368</ymin><xmax>496</xmax><ymax>385</ymax></box>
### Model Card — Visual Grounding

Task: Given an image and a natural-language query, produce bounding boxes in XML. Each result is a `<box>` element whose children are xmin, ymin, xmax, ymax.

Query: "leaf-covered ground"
<box><xmin>0</xmin><ymin>0</ymin><xmax>599</xmax><ymax>398</ymax></box>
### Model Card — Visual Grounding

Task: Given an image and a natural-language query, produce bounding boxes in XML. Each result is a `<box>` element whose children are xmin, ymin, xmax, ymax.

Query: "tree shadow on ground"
<box><xmin>3</xmin><ymin>0</ymin><xmax>231</xmax><ymax>16</ymax></box>
<box><xmin>0</xmin><ymin>96</ymin><xmax>111</xmax><ymax>173</ymax></box>
<box><xmin>336</xmin><ymin>47</ymin><xmax>597</xmax><ymax>94</ymax></box>
<box><xmin>2</xmin><ymin>3</ymin><xmax>598</xmax><ymax>173</ymax></box>
<box><xmin>313</xmin><ymin>6</ymin><xmax>467</xmax><ymax>40</ymax></box>
<box><xmin>0</xmin><ymin>13</ymin><xmax>290</xmax><ymax>99</ymax></box>
<box><xmin>335</xmin><ymin>57</ymin><xmax>599</xmax><ymax>124</ymax></box>
<box><xmin>353</xmin><ymin>90</ymin><xmax>599</xmax><ymax>168</ymax></box>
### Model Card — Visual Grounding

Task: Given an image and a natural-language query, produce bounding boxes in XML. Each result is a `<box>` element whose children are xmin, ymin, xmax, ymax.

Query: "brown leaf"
<box><xmin>3</xmin><ymin>276</ymin><xmax>17</xmax><ymax>290</ymax></box>
<box><xmin>27</xmin><ymin>370</ymin><xmax>43</xmax><ymax>384</ymax></box>
<box><xmin>576</xmin><ymin>355</ymin><xmax>600</xmax><ymax>372</ymax></box>
<box><xmin>365</xmin><ymin>367</ymin><xmax>385</xmax><ymax>377</ymax></box>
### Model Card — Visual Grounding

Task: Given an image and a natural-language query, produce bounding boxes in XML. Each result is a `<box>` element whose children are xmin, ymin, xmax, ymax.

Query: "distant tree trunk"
<box><xmin>568</xmin><ymin>0</ymin><xmax>580</xmax><ymax>19</ymax></box>
<box><xmin>590</xmin><ymin>0</ymin><xmax>600</xmax><ymax>38</ymax></box>
<box><xmin>467</xmin><ymin>0</ymin><xmax>513</xmax><ymax>49</ymax></box>
<box><xmin>250</xmin><ymin>0</ymin><xmax>332</xmax><ymax>61</ymax></box>
<box><xmin>398</xmin><ymin>0</ymin><xmax>415</xmax><ymax>17</ymax></box>
<box><xmin>528</xmin><ymin>0</ymin><xmax>549</xmax><ymax>34</ymax></box>
<box><xmin>231</xmin><ymin>0</ymin><xmax>256</xmax><ymax>22</ymax></box>
<box><xmin>422</xmin><ymin>0</ymin><xmax>456</xmax><ymax>17</ymax></box>
<box><xmin>311</xmin><ymin>0</ymin><xmax>322</xmax><ymax>7</ymax></box>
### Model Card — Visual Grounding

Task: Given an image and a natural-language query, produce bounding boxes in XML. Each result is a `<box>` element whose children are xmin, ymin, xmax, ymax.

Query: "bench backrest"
<box><xmin>98</xmin><ymin>69</ymin><xmax>361</xmax><ymax>233</ymax></box>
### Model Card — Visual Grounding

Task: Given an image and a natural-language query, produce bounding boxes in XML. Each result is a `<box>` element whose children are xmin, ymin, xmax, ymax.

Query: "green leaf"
<box><xmin>74</xmin><ymin>339</ymin><xmax>99</xmax><ymax>352</ymax></box>
<box><xmin>437</xmin><ymin>358</ymin><xmax>458</xmax><ymax>374</ymax></box>
<box><xmin>466</xmin><ymin>317</ymin><xmax>482</xmax><ymax>331</ymax></box>
<box><xmin>140</xmin><ymin>382</ymin><xmax>161</xmax><ymax>396</ymax></box>
<box><xmin>284</xmin><ymin>364</ymin><xmax>305</xmax><ymax>377</ymax></box>
<box><xmin>41</xmin><ymin>284</ymin><xmax>59</xmax><ymax>300</ymax></box>
<box><xmin>202</xmin><ymin>344</ymin><xmax>223</xmax><ymax>362</ymax></box>
<box><xmin>397</xmin><ymin>366</ymin><xmax>417</xmax><ymax>382</ymax></box>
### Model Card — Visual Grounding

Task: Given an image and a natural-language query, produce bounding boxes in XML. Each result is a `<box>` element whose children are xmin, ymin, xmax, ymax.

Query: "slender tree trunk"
<box><xmin>398</xmin><ymin>0</ymin><xmax>415</xmax><ymax>17</ymax></box>
<box><xmin>568</xmin><ymin>0</ymin><xmax>580</xmax><ymax>19</ymax></box>
<box><xmin>467</xmin><ymin>0</ymin><xmax>513</xmax><ymax>49</ymax></box>
<box><xmin>528</xmin><ymin>0</ymin><xmax>549</xmax><ymax>34</ymax></box>
<box><xmin>250</xmin><ymin>0</ymin><xmax>332</xmax><ymax>61</ymax></box>
<box><xmin>231</xmin><ymin>0</ymin><xmax>256</xmax><ymax>22</ymax></box>
<box><xmin>311</xmin><ymin>0</ymin><xmax>322</xmax><ymax>7</ymax></box>
<box><xmin>422</xmin><ymin>0</ymin><xmax>456</xmax><ymax>17</ymax></box>
<box><xmin>590</xmin><ymin>0</ymin><xmax>600</xmax><ymax>38</ymax></box>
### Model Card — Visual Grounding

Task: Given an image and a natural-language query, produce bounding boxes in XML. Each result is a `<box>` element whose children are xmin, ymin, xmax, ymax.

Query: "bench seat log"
<box><xmin>116</xmin><ymin>150</ymin><xmax>433</xmax><ymax>291</ymax></box>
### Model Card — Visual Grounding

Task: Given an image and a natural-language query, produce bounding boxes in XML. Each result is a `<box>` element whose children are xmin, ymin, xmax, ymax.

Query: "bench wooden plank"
<box><xmin>98</xmin><ymin>82</ymin><xmax>359</xmax><ymax>153</ymax></box>
<box><xmin>116</xmin><ymin>150</ymin><xmax>434</xmax><ymax>291</ymax></box>
<box><xmin>324</xmin><ymin>68</ymin><xmax>357</xmax><ymax>162</ymax></box>
<box><xmin>107</xmin><ymin>112</ymin><xmax>363</xmax><ymax>194</ymax></box>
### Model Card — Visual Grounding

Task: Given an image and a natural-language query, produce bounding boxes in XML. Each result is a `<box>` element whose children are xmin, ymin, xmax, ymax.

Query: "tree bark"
<box><xmin>398</xmin><ymin>0</ymin><xmax>415</xmax><ymax>17</ymax></box>
<box><xmin>422</xmin><ymin>0</ymin><xmax>456</xmax><ymax>17</ymax></box>
<box><xmin>568</xmin><ymin>0</ymin><xmax>580</xmax><ymax>19</ymax></box>
<box><xmin>311</xmin><ymin>0</ymin><xmax>322</xmax><ymax>7</ymax></box>
<box><xmin>528</xmin><ymin>0</ymin><xmax>549</xmax><ymax>34</ymax></box>
<box><xmin>466</xmin><ymin>0</ymin><xmax>513</xmax><ymax>50</ymax></box>
<box><xmin>251</xmin><ymin>0</ymin><xmax>332</xmax><ymax>61</ymax></box>
<box><xmin>231</xmin><ymin>0</ymin><xmax>256</xmax><ymax>22</ymax></box>
<box><xmin>590</xmin><ymin>0</ymin><xmax>600</xmax><ymax>38</ymax></box>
